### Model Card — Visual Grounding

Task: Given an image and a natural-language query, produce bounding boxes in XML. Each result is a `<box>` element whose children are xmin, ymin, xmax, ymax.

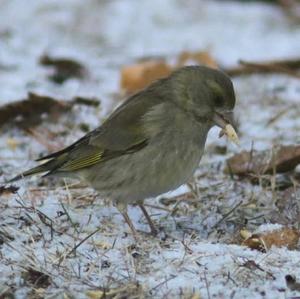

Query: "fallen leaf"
<box><xmin>225</xmin><ymin>145</ymin><xmax>300</xmax><ymax>176</ymax></box>
<box><xmin>120</xmin><ymin>60</ymin><xmax>172</xmax><ymax>94</ymax></box>
<box><xmin>0</xmin><ymin>185</ymin><xmax>19</xmax><ymax>196</ymax></box>
<box><xmin>241</xmin><ymin>227</ymin><xmax>299</xmax><ymax>252</ymax></box>
<box><xmin>285</xmin><ymin>274</ymin><xmax>300</xmax><ymax>291</ymax></box>
<box><xmin>21</xmin><ymin>267</ymin><xmax>51</xmax><ymax>288</ymax></box>
<box><xmin>120</xmin><ymin>50</ymin><xmax>219</xmax><ymax>94</ymax></box>
<box><xmin>177</xmin><ymin>51</ymin><xmax>218</xmax><ymax>68</ymax></box>
<box><xmin>40</xmin><ymin>54</ymin><xmax>86</xmax><ymax>84</ymax></box>
<box><xmin>0</xmin><ymin>92</ymin><xmax>71</xmax><ymax>129</ymax></box>
<box><xmin>0</xmin><ymin>92</ymin><xmax>101</xmax><ymax>129</ymax></box>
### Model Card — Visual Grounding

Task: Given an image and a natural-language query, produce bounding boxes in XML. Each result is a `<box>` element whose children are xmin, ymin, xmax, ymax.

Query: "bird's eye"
<box><xmin>214</xmin><ymin>95</ymin><xmax>225</xmax><ymax>107</ymax></box>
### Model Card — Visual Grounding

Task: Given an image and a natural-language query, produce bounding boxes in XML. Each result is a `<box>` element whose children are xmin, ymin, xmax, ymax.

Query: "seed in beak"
<box><xmin>219</xmin><ymin>124</ymin><xmax>240</xmax><ymax>146</ymax></box>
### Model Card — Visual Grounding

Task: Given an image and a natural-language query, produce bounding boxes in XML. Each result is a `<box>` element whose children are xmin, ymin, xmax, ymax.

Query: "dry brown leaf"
<box><xmin>241</xmin><ymin>227</ymin><xmax>300</xmax><ymax>252</ymax></box>
<box><xmin>0</xmin><ymin>185</ymin><xmax>19</xmax><ymax>196</ymax></box>
<box><xmin>0</xmin><ymin>92</ymin><xmax>101</xmax><ymax>129</ymax></box>
<box><xmin>0</xmin><ymin>92</ymin><xmax>71</xmax><ymax>129</ymax></box>
<box><xmin>120</xmin><ymin>50</ymin><xmax>218</xmax><ymax>94</ymax></box>
<box><xmin>285</xmin><ymin>274</ymin><xmax>300</xmax><ymax>291</ymax></box>
<box><xmin>120</xmin><ymin>60</ymin><xmax>172</xmax><ymax>94</ymax></box>
<box><xmin>177</xmin><ymin>51</ymin><xmax>218</xmax><ymax>69</ymax></box>
<box><xmin>225</xmin><ymin>145</ymin><xmax>300</xmax><ymax>176</ymax></box>
<box><xmin>21</xmin><ymin>267</ymin><xmax>51</xmax><ymax>288</ymax></box>
<box><xmin>40</xmin><ymin>54</ymin><xmax>86</xmax><ymax>84</ymax></box>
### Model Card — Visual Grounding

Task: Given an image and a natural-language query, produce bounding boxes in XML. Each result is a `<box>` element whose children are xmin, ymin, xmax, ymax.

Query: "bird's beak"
<box><xmin>213</xmin><ymin>111</ymin><xmax>239</xmax><ymax>145</ymax></box>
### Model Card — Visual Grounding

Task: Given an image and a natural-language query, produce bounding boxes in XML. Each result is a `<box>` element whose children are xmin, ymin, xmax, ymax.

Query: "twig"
<box><xmin>203</xmin><ymin>270</ymin><xmax>211</xmax><ymax>299</ymax></box>
<box><xmin>210</xmin><ymin>200</ymin><xmax>243</xmax><ymax>230</ymax></box>
<box><xmin>36</xmin><ymin>209</ymin><xmax>56</xmax><ymax>240</ymax></box>
<box><xmin>65</xmin><ymin>227</ymin><xmax>102</xmax><ymax>258</ymax></box>
<box><xmin>266</xmin><ymin>104</ymin><xmax>296</xmax><ymax>127</ymax></box>
<box><xmin>60</xmin><ymin>201</ymin><xmax>79</xmax><ymax>234</ymax></box>
<box><xmin>225</xmin><ymin>58</ymin><xmax>300</xmax><ymax>78</ymax></box>
<box><xmin>149</xmin><ymin>275</ymin><xmax>177</xmax><ymax>294</ymax></box>
<box><xmin>72</xmin><ymin>96</ymin><xmax>100</xmax><ymax>107</ymax></box>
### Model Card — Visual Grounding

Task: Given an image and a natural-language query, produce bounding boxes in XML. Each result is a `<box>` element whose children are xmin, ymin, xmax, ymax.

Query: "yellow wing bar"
<box><xmin>61</xmin><ymin>151</ymin><xmax>103</xmax><ymax>171</ymax></box>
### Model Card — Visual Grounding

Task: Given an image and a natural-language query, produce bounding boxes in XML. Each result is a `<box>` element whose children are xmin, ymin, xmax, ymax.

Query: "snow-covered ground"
<box><xmin>0</xmin><ymin>0</ymin><xmax>300</xmax><ymax>298</ymax></box>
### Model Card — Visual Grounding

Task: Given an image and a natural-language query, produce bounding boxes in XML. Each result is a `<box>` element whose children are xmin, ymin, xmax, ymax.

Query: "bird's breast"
<box><xmin>144</xmin><ymin>131</ymin><xmax>204</xmax><ymax>195</ymax></box>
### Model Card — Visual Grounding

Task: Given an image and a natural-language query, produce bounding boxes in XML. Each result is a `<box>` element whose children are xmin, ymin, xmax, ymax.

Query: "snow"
<box><xmin>255</xmin><ymin>223</ymin><xmax>284</xmax><ymax>234</ymax></box>
<box><xmin>1</xmin><ymin>0</ymin><xmax>300</xmax><ymax>298</ymax></box>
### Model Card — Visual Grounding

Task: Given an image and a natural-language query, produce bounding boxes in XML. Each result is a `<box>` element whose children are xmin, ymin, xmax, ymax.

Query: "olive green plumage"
<box><xmin>10</xmin><ymin>65</ymin><xmax>236</xmax><ymax>234</ymax></box>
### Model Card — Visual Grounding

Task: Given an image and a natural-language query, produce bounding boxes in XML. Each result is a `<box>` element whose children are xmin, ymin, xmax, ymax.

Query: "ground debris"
<box><xmin>285</xmin><ymin>274</ymin><xmax>300</xmax><ymax>291</ymax></box>
<box><xmin>0</xmin><ymin>92</ymin><xmax>71</xmax><ymax>129</ymax></box>
<box><xmin>271</xmin><ymin>187</ymin><xmax>300</xmax><ymax>225</ymax></box>
<box><xmin>21</xmin><ymin>267</ymin><xmax>51</xmax><ymax>288</ymax></box>
<box><xmin>225</xmin><ymin>58</ymin><xmax>300</xmax><ymax>78</ymax></box>
<box><xmin>241</xmin><ymin>226</ymin><xmax>300</xmax><ymax>251</ymax></box>
<box><xmin>0</xmin><ymin>185</ymin><xmax>19</xmax><ymax>196</ymax></box>
<box><xmin>0</xmin><ymin>285</ymin><xmax>15</xmax><ymax>299</ymax></box>
<box><xmin>225</xmin><ymin>144</ymin><xmax>300</xmax><ymax>176</ymax></box>
<box><xmin>0</xmin><ymin>92</ymin><xmax>100</xmax><ymax>129</ymax></box>
<box><xmin>40</xmin><ymin>54</ymin><xmax>87</xmax><ymax>84</ymax></box>
<box><xmin>72</xmin><ymin>96</ymin><xmax>100</xmax><ymax>107</ymax></box>
<box><xmin>279</xmin><ymin>0</ymin><xmax>300</xmax><ymax>22</ymax></box>
<box><xmin>86</xmin><ymin>283</ymin><xmax>143</xmax><ymax>299</ymax></box>
<box><xmin>120</xmin><ymin>60</ymin><xmax>172</xmax><ymax>94</ymax></box>
<box><xmin>176</xmin><ymin>50</ymin><xmax>218</xmax><ymax>68</ymax></box>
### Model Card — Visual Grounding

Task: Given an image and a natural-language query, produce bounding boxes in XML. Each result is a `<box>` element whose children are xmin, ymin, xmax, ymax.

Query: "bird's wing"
<box><xmin>41</xmin><ymin>89</ymin><xmax>166</xmax><ymax>173</ymax></box>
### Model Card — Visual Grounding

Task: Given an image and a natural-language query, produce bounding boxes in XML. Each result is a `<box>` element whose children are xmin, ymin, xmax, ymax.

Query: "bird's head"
<box><xmin>170</xmin><ymin>65</ymin><xmax>236</xmax><ymax>134</ymax></box>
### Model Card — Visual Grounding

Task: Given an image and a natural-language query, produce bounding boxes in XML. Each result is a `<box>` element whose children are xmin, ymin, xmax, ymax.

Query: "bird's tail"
<box><xmin>7</xmin><ymin>157</ymin><xmax>65</xmax><ymax>183</ymax></box>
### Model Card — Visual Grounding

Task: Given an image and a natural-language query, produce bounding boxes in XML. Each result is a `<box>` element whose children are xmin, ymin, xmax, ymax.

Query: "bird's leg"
<box><xmin>121</xmin><ymin>211</ymin><xmax>138</xmax><ymax>237</ymax></box>
<box><xmin>139</xmin><ymin>204</ymin><xmax>158</xmax><ymax>236</ymax></box>
<box><xmin>116</xmin><ymin>202</ymin><xmax>137</xmax><ymax>237</ymax></box>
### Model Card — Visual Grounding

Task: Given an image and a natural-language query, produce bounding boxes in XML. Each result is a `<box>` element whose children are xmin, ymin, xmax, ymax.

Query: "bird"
<box><xmin>9</xmin><ymin>65</ymin><xmax>238</xmax><ymax>236</ymax></box>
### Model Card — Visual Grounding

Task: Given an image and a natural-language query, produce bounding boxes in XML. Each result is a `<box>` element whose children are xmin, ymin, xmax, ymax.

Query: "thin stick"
<box><xmin>225</xmin><ymin>58</ymin><xmax>300</xmax><ymax>78</ymax></box>
<box><xmin>211</xmin><ymin>200</ymin><xmax>243</xmax><ymax>230</ymax></box>
<box><xmin>66</xmin><ymin>227</ymin><xmax>101</xmax><ymax>258</ymax></box>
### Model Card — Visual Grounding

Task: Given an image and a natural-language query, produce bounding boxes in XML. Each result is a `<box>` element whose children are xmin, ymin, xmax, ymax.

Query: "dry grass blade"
<box><xmin>65</xmin><ymin>227</ymin><xmax>102</xmax><ymax>259</ymax></box>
